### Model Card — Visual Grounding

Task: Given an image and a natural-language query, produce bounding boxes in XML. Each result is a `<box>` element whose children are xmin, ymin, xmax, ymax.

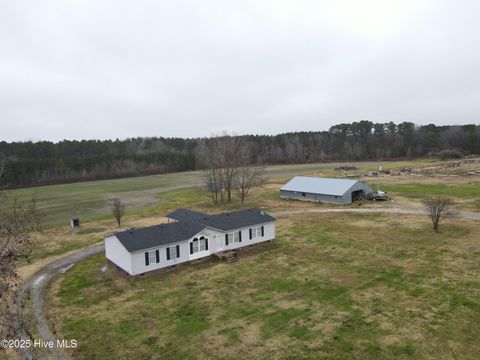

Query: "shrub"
<box><xmin>437</xmin><ymin>149</ymin><xmax>463</xmax><ymax>160</ymax></box>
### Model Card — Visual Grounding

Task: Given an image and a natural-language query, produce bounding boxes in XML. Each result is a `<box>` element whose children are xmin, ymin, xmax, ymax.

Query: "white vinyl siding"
<box><xmin>105</xmin><ymin>235</ymin><xmax>134</xmax><ymax>275</ymax></box>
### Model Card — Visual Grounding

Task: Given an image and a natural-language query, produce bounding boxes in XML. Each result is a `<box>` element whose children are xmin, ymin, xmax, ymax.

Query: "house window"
<box><xmin>148</xmin><ymin>251</ymin><xmax>156</xmax><ymax>265</ymax></box>
<box><xmin>166</xmin><ymin>245</ymin><xmax>180</xmax><ymax>260</ymax></box>
<box><xmin>233</xmin><ymin>232</ymin><xmax>240</xmax><ymax>243</ymax></box>
<box><xmin>226</xmin><ymin>231</ymin><xmax>241</xmax><ymax>244</ymax></box>
<box><xmin>190</xmin><ymin>237</ymin><xmax>208</xmax><ymax>254</ymax></box>
<box><xmin>199</xmin><ymin>237</ymin><xmax>207</xmax><ymax>251</ymax></box>
<box><xmin>145</xmin><ymin>249</ymin><xmax>160</xmax><ymax>266</ymax></box>
<box><xmin>251</xmin><ymin>226</ymin><xmax>264</xmax><ymax>239</ymax></box>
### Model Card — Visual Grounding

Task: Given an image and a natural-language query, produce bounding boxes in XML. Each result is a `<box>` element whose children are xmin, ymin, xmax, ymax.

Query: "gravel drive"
<box><xmin>14</xmin><ymin>245</ymin><xmax>104</xmax><ymax>360</ymax></box>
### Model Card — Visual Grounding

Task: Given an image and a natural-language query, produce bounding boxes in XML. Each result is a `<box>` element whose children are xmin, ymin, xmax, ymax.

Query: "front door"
<box><xmin>216</xmin><ymin>235</ymin><xmax>224</xmax><ymax>252</ymax></box>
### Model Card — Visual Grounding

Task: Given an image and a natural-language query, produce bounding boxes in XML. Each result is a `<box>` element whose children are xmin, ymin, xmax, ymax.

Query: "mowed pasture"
<box><xmin>6</xmin><ymin>158</ymin><xmax>465</xmax><ymax>226</ymax></box>
<box><xmin>47</xmin><ymin>212</ymin><xmax>480</xmax><ymax>359</ymax></box>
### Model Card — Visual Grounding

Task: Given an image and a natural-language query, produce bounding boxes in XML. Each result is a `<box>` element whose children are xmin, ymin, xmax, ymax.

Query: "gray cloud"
<box><xmin>1</xmin><ymin>0</ymin><xmax>479</xmax><ymax>141</ymax></box>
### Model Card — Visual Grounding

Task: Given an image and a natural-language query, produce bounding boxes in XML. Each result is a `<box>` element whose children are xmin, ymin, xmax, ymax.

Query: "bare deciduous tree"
<box><xmin>202</xmin><ymin>167</ymin><xmax>222</xmax><ymax>205</ymax></box>
<box><xmin>112</xmin><ymin>199</ymin><xmax>125</xmax><ymax>227</ymax></box>
<box><xmin>203</xmin><ymin>132</ymin><xmax>244</xmax><ymax>204</ymax></box>
<box><xmin>235</xmin><ymin>166</ymin><xmax>264</xmax><ymax>204</ymax></box>
<box><xmin>234</xmin><ymin>143</ymin><xmax>265</xmax><ymax>204</ymax></box>
<box><xmin>422</xmin><ymin>197</ymin><xmax>456</xmax><ymax>232</ymax></box>
<box><xmin>0</xmin><ymin>163</ymin><xmax>40</xmax><ymax>341</ymax></box>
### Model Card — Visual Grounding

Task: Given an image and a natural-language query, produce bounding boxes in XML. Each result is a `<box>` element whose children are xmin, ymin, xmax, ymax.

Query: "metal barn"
<box><xmin>280</xmin><ymin>176</ymin><xmax>373</xmax><ymax>205</ymax></box>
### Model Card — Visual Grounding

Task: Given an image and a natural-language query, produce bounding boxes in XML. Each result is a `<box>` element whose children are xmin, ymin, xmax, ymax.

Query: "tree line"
<box><xmin>0</xmin><ymin>139</ymin><xmax>197</xmax><ymax>187</ymax></box>
<box><xmin>1</xmin><ymin>121</ymin><xmax>479</xmax><ymax>188</ymax></box>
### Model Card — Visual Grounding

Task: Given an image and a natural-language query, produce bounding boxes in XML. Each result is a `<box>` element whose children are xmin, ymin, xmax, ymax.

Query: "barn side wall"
<box><xmin>280</xmin><ymin>189</ymin><xmax>344</xmax><ymax>205</ymax></box>
<box><xmin>280</xmin><ymin>180</ymin><xmax>373</xmax><ymax>205</ymax></box>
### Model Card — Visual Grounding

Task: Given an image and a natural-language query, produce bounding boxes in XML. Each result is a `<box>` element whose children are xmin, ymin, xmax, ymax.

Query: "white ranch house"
<box><xmin>105</xmin><ymin>208</ymin><xmax>276</xmax><ymax>275</ymax></box>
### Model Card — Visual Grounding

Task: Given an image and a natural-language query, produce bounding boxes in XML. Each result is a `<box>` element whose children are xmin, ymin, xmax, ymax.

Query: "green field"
<box><xmin>382</xmin><ymin>180</ymin><xmax>480</xmax><ymax>209</ymax></box>
<box><xmin>48</xmin><ymin>212</ymin><xmax>480</xmax><ymax>359</ymax></box>
<box><xmin>6</xmin><ymin>159</ymin><xmax>457</xmax><ymax>226</ymax></box>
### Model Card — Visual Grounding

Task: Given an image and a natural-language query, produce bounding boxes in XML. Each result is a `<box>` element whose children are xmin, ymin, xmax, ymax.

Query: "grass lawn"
<box><xmin>381</xmin><ymin>179</ymin><xmax>480</xmax><ymax>210</ymax></box>
<box><xmin>47</xmin><ymin>212</ymin><xmax>480</xmax><ymax>359</ymax></box>
<box><xmin>383</xmin><ymin>182</ymin><xmax>480</xmax><ymax>199</ymax></box>
<box><xmin>6</xmin><ymin>159</ymin><xmax>453</xmax><ymax>226</ymax></box>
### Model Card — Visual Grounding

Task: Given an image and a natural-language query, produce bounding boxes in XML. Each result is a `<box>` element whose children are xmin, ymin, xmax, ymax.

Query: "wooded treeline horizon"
<box><xmin>1</xmin><ymin>121</ymin><xmax>479</xmax><ymax>188</ymax></box>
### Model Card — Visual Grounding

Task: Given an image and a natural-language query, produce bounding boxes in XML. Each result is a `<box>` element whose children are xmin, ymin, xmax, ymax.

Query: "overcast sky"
<box><xmin>1</xmin><ymin>0</ymin><xmax>479</xmax><ymax>142</ymax></box>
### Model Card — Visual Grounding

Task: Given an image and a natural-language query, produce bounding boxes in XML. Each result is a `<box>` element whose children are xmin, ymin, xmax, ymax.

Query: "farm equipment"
<box><xmin>372</xmin><ymin>190</ymin><xmax>389</xmax><ymax>201</ymax></box>
<box><xmin>369</xmin><ymin>162</ymin><xmax>390</xmax><ymax>201</ymax></box>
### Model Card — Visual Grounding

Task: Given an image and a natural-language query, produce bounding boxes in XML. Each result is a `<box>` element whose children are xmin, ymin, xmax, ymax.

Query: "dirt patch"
<box><xmin>275</xmin><ymin>299</ymin><xmax>308</xmax><ymax>310</ymax></box>
<box><xmin>350</xmin><ymin>219</ymin><xmax>389</xmax><ymax>228</ymax></box>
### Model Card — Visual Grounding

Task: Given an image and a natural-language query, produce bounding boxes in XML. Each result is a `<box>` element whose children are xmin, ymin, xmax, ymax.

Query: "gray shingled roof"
<box><xmin>280</xmin><ymin>176</ymin><xmax>360</xmax><ymax>196</ymax></box>
<box><xmin>166</xmin><ymin>208</ymin><xmax>209</xmax><ymax>223</ymax></box>
<box><xmin>115</xmin><ymin>221</ymin><xmax>206</xmax><ymax>253</ymax></box>
<box><xmin>114</xmin><ymin>207</ymin><xmax>276</xmax><ymax>253</ymax></box>
<box><xmin>166</xmin><ymin>207</ymin><xmax>276</xmax><ymax>231</ymax></box>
